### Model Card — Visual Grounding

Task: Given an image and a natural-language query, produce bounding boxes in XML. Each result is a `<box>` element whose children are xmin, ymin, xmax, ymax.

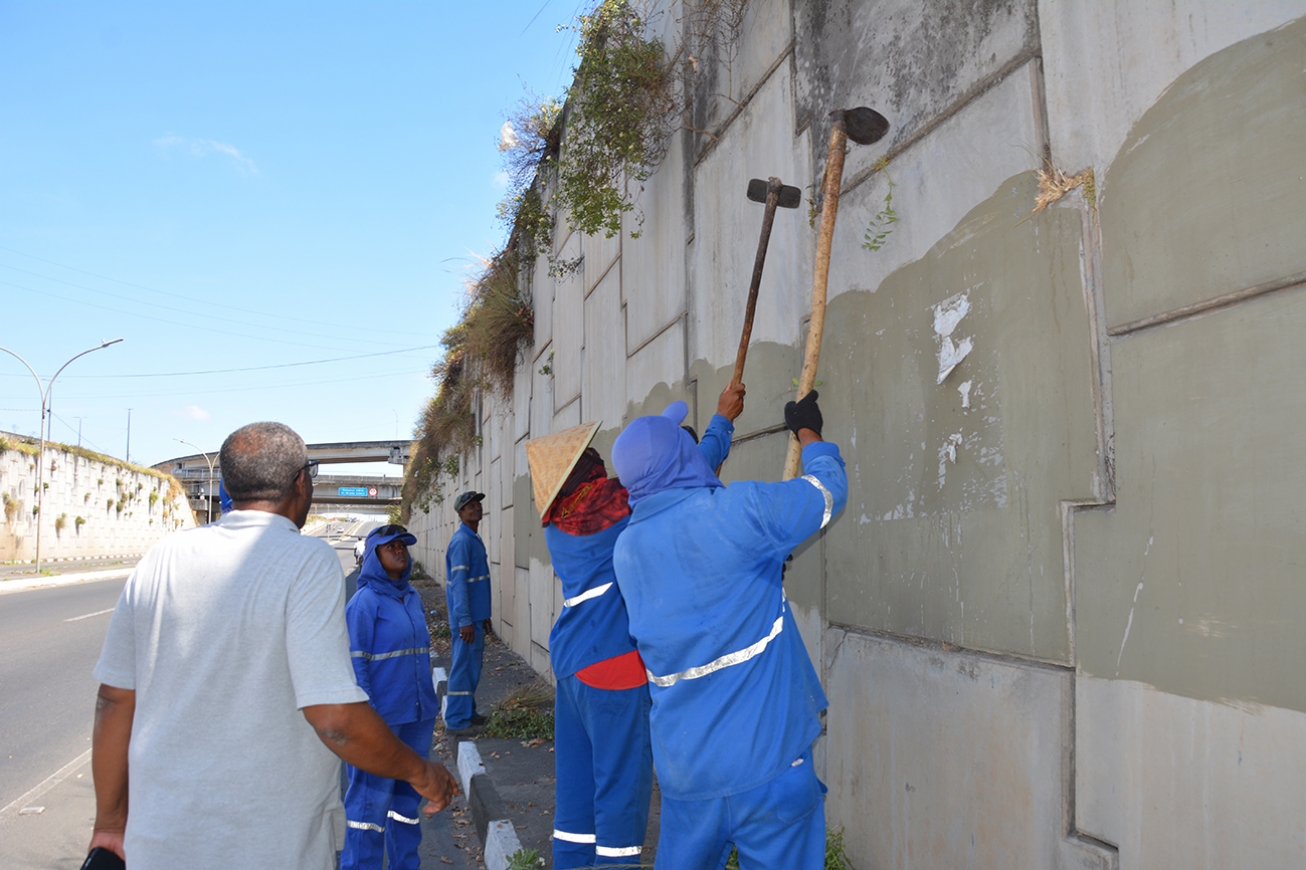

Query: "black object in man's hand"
<box><xmin>784</xmin><ymin>390</ymin><xmax>823</xmax><ymax>436</ymax></box>
<box><xmin>81</xmin><ymin>848</ymin><xmax>125</xmax><ymax>870</ymax></box>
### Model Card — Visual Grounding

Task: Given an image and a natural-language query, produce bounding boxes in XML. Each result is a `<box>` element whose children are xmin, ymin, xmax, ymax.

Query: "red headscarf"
<box><xmin>542</xmin><ymin>448</ymin><xmax>631</xmax><ymax>535</ymax></box>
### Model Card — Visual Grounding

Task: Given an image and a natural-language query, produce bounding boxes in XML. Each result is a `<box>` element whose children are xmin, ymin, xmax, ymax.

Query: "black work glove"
<box><xmin>784</xmin><ymin>390</ymin><xmax>823</xmax><ymax>436</ymax></box>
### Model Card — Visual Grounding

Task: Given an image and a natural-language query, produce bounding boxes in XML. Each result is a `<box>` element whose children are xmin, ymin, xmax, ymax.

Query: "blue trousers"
<box><xmin>553</xmin><ymin>676</ymin><xmax>653</xmax><ymax>869</ymax></box>
<box><xmin>654</xmin><ymin>746</ymin><xmax>826</xmax><ymax>870</ymax></box>
<box><xmin>444</xmin><ymin>623</ymin><xmax>484</xmax><ymax>729</ymax></box>
<box><xmin>341</xmin><ymin>718</ymin><xmax>435</xmax><ymax>870</ymax></box>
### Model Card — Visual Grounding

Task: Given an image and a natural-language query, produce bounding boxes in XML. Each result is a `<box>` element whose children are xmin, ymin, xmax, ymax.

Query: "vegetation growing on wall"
<box><xmin>402</xmin><ymin>0</ymin><xmax>748</xmax><ymax>518</ymax></box>
<box><xmin>401</xmin><ymin>251</ymin><xmax>533</xmax><ymax>519</ymax></box>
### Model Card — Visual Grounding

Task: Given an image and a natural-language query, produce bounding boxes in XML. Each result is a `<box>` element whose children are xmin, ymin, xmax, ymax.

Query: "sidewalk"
<box><xmin>412</xmin><ymin>573</ymin><xmax>663</xmax><ymax>870</ymax></box>
<box><xmin>0</xmin><ymin>556</ymin><xmax>138</xmax><ymax>594</ymax></box>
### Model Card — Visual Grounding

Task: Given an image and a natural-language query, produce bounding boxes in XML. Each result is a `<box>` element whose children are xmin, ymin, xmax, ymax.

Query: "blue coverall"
<box><xmin>444</xmin><ymin>522</ymin><xmax>492</xmax><ymax>730</ymax></box>
<box><xmin>612</xmin><ymin>440</ymin><xmax>848</xmax><ymax>870</ymax></box>
<box><xmin>547</xmin><ymin>414</ymin><xmax>734</xmax><ymax>869</ymax></box>
<box><xmin>342</xmin><ymin>539</ymin><xmax>440</xmax><ymax>870</ymax></box>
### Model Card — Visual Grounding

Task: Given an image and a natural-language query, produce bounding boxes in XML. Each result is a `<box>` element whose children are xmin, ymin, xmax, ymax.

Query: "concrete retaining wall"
<box><xmin>409</xmin><ymin>3</ymin><xmax>1306</xmax><ymax>866</ymax></box>
<box><xmin>1</xmin><ymin>436</ymin><xmax>195</xmax><ymax>562</ymax></box>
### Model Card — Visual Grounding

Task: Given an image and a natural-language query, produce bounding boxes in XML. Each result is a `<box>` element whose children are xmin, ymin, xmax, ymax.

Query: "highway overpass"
<box><xmin>155</xmin><ymin>440</ymin><xmax>409</xmax><ymax>519</ymax></box>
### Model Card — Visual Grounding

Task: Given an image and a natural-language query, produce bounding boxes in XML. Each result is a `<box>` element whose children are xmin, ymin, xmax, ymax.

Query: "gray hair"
<box><xmin>219</xmin><ymin>422</ymin><xmax>307</xmax><ymax>502</ymax></box>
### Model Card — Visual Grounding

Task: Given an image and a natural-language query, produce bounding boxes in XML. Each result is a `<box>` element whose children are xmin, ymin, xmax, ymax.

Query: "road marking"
<box><xmin>0</xmin><ymin>749</ymin><xmax>92</xmax><ymax>818</ymax></box>
<box><xmin>64</xmin><ymin>608</ymin><xmax>115</xmax><ymax>623</ymax></box>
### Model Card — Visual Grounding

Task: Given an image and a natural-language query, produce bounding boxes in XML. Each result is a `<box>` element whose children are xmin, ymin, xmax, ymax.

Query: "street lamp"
<box><xmin>174</xmin><ymin>438</ymin><xmax>215</xmax><ymax>524</ymax></box>
<box><xmin>0</xmin><ymin>339</ymin><xmax>125</xmax><ymax>574</ymax></box>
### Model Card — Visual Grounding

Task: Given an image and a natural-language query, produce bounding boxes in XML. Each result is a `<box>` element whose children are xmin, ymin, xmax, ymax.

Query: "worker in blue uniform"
<box><xmin>611</xmin><ymin>390</ymin><xmax>846</xmax><ymax>870</ymax></box>
<box><xmin>342</xmin><ymin>523</ymin><xmax>440</xmax><ymax>870</ymax></box>
<box><xmin>444</xmin><ymin>491</ymin><xmax>492</xmax><ymax>734</ymax></box>
<box><xmin>531</xmin><ymin>384</ymin><xmax>744</xmax><ymax>870</ymax></box>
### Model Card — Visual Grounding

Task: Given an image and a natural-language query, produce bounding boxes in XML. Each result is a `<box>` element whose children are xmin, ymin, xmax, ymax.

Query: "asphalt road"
<box><xmin>0</xmin><ymin>577</ymin><xmax>127</xmax><ymax>812</ymax></box>
<box><xmin>0</xmin><ymin>526</ymin><xmax>364</xmax><ymax>868</ymax></box>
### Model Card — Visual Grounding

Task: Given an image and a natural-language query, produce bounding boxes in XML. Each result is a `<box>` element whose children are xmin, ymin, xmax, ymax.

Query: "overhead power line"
<box><xmin>60</xmin><ymin>343</ymin><xmax>441</xmax><ymax>378</ymax></box>
<box><xmin>0</xmin><ymin>243</ymin><xmax>435</xmax><ymax>340</ymax></box>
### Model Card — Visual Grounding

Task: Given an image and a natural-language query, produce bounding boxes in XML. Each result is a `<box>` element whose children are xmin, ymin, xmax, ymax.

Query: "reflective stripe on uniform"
<box><xmin>553</xmin><ymin>830</ymin><xmax>597</xmax><ymax>844</ymax></box>
<box><xmin>801</xmin><ymin>474</ymin><xmax>834</xmax><ymax>529</ymax></box>
<box><xmin>467</xmin><ymin>573</ymin><xmax>490</xmax><ymax>583</ymax></box>
<box><xmin>563</xmin><ymin>582</ymin><xmax>612</xmax><ymax>608</ymax></box>
<box><xmin>450</xmin><ymin>564</ymin><xmax>469</xmax><ymax>572</ymax></box>
<box><xmin>646</xmin><ymin>593</ymin><xmax>787</xmax><ymax>688</ymax></box>
<box><xmin>347</xmin><ymin>820</ymin><xmax>384</xmax><ymax>832</ymax></box>
<box><xmin>351</xmin><ymin>647</ymin><xmax>427</xmax><ymax>661</ymax></box>
<box><xmin>596</xmin><ymin>845</ymin><xmax>643</xmax><ymax>857</ymax></box>
<box><xmin>446</xmin><ymin>690</ymin><xmax>473</xmax><ymax>696</ymax></box>
<box><xmin>388</xmin><ymin>810</ymin><xmax>420</xmax><ymax>825</ymax></box>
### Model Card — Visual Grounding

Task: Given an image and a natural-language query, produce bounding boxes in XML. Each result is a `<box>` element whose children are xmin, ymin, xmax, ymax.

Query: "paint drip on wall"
<box><xmin>932</xmin><ymin>291</ymin><xmax>974</xmax><ymax>384</ymax></box>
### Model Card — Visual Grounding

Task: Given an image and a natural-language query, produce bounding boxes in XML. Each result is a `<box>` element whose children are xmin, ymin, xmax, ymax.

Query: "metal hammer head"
<box><xmin>747</xmin><ymin>178</ymin><xmax>802</xmax><ymax>209</ymax></box>
<box><xmin>834</xmin><ymin>107</ymin><xmax>890</xmax><ymax>145</ymax></box>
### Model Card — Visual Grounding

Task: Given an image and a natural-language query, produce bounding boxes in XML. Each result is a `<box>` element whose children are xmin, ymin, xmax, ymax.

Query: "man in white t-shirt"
<box><xmin>89</xmin><ymin>422</ymin><xmax>458</xmax><ymax>870</ymax></box>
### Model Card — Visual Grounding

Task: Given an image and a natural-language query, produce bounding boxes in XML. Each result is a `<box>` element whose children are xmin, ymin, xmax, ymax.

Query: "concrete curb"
<box><xmin>456</xmin><ymin>740</ymin><xmax>524</xmax><ymax>870</ymax></box>
<box><xmin>0</xmin><ymin>566</ymin><xmax>132</xmax><ymax>595</ymax></box>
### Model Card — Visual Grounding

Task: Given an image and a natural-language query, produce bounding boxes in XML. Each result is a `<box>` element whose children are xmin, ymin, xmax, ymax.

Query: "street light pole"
<box><xmin>0</xmin><ymin>339</ymin><xmax>124</xmax><ymax>573</ymax></box>
<box><xmin>173</xmin><ymin>438</ymin><xmax>215</xmax><ymax>524</ymax></box>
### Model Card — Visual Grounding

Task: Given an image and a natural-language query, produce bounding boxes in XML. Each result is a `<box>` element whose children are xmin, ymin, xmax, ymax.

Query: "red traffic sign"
<box><xmin>367</xmin><ymin>487</ymin><xmax>378</xmax><ymax>498</ymax></box>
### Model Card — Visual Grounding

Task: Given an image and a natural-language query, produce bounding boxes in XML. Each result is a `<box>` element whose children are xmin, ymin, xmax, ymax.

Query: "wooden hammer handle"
<box><xmin>732</xmin><ymin>178</ymin><xmax>783</xmax><ymax>386</ymax></box>
<box><xmin>783</xmin><ymin>117</ymin><xmax>848</xmax><ymax>480</ymax></box>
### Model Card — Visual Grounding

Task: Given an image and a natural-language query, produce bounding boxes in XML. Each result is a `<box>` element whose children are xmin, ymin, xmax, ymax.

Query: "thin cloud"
<box><xmin>491</xmin><ymin>170</ymin><xmax>510</xmax><ymax>189</ymax></box>
<box><xmin>154</xmin><ymin>134</ymin><xmax>259</xmax><ymax>175</ymax></box>
<box><xmin>173</xmin><ymin>405</ymin><xmax>212</xmax><ymax>421</ymax></box>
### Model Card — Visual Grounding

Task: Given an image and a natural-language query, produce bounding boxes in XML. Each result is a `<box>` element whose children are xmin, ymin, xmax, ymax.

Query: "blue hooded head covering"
<box><xmin>612</xmin><ymin>401</ymin><xmax>723</xmax><ymax>507</ymax></box>
<box><xmin>218</xmin><ymin>480</ymin><xmax>233</xmax><ymax>514</ymax></box>
<box><xmin>358</xmin><ymin>524</ymin><xmax>417</xmax><ymax>591</ymax></box>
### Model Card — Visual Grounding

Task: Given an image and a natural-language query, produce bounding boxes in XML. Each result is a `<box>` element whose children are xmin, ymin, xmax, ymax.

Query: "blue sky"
<box><xmin>0</xmin><ymin>1</ymin><xmax>581</xmax><ymax>470</ymax></box>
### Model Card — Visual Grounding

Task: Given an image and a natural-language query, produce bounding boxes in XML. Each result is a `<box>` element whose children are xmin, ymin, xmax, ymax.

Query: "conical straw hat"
<box><xmin>526</xmin><ymin>421</ymin><xmax>601</xmax><ymax>516</ymax></box>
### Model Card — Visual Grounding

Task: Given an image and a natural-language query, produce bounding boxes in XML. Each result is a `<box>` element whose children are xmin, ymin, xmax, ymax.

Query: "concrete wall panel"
<box><xmin>689</xmin><ymin>60</ymin><xmax>812</xmax><ymax>376</ymax></box>
<box><xmin>622</xmin><ymin>136</ymin><xmax>688</xmax><ymax>350</ymax></box>
<box><xmin>825</xmin><ymin>61</ymin><xmax>1044</xmax><ymax>311</ymax></box>
<box><xmin>625</xmin><ymin>318</ymin><xmax>685</xmax><ymax>414</ymax></box>
<box><xmin>529</xmin><ymin>347</ymin><xmax>554</xmax><ymax>438</ymax></box>
<box><xmin>1098</xmin><ymin>16</ymin><xmax>1306</xmax><ymax>330</ymax></box>
<box><xmin>1075</xmin><ymin>286</ymin><xmax>1306</xmax><ymax>713</ymax></box>
<box><xmin>688</xmin><ymin>0</ymin><xmax>793</xmax><ymax>139</ymax></box>
<box><xmin>582</xmin><ymin>265</ymin><xmax>627</xmax><ymax>427</ymax></box>
<box><xmin>552</xmin><ymin>397</ymin><xmax>581</xmax><ymax>433</ymax></box>
<box><xmin>1076</xmin><ymin>676</ymin><xmax>1306</xmax><ymax>868</ymax></box>
<box><xmin>1040</xmin><ymin>2</ymin><xmax>1305</xmax><ymax>175</ymax></box>
<box><xmin>825</xmin><ymin>630</ymin><xmax>1071</xmax><ymax>870</ymax></box>
<box><xmin>553</xmin><ymin>232</ymin><xmax>585</xmax><ymax>408</ymax></box>
<box><xmin>531</xmin><ymin>252</ymin><xmax>554</xmax><ymax>358</ymax></box>
<box><xmin>512</xmin><ymin>353</ymin><xmax>532</xmax><ymax>443</ymax></box>
<box><xmin>581</xmin><ymin>229</ymin><xmax>619</xmax><ymax>297</ymax></box>
<box><xmin>793</xmin><ymin>0</ymin><xmax>1037</xmax><ymax>179</ymax></box>
<box><xmin>821</xmin><ymin>172</ymin><xmax>1098</xmax><ymax>661</ymax></box>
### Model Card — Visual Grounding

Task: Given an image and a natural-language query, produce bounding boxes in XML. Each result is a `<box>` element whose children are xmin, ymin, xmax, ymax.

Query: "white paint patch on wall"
<box><xmin>932</xmin><ymin>291</ymin><xmax>974</xmax><ymax>383</ymax></box>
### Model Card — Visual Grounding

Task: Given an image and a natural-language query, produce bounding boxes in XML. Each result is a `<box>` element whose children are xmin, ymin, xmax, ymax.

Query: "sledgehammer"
<box><xmin>731</xmin><ymin>177</ymin><xmax>802</xmax><ymax>386</ymax></box>
<box><xmin>782</xmin><ymin>107</ymin><xmax>889</xmax><ymax>480</ymax></box>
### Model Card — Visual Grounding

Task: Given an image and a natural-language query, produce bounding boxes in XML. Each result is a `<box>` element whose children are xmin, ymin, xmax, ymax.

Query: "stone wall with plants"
<box><xmin>0</xmin><ymin>432</ymin><xmax>195</xmax><ymax>563</ymax></box>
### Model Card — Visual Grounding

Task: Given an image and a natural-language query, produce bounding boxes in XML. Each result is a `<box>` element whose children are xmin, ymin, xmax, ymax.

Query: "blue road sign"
<box><xmin>338</xmin><ymin>486</ymin><xmax>369</xmax><ymax>497</ymax></box>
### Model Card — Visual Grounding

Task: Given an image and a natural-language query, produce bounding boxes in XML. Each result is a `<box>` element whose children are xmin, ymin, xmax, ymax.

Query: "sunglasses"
<box><xmin>373</xmin><ymin>523</ymin><xmax>409</xmax><ymax>538</ymax></box>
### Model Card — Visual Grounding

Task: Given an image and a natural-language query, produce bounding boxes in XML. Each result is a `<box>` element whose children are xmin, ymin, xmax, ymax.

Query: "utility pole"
<box><xmin>0</xmin><ymin>339</ymin><xmax>125</xmax><ymax>573</ymax></box>
<box><xmin>75</xmin><ymin>416</ymin><xmax>84</xmax><ymax>447</ymax></box>
<box><xmin>174</xmin><ymin>438</ymin><xmax>215</xmax><ymax>524</ymax></box>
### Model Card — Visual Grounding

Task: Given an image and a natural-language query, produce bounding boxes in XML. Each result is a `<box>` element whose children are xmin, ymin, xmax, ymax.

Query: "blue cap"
<box><xmin>367</xmin><ymin>523</ymin><xmax>417</xmax><ymax>548</ymax></box>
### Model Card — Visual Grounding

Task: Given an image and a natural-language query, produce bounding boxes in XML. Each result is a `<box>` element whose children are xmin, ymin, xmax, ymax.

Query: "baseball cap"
<box><xmin>367</xmin><ymin>523</ymin><xmax>417</xmax><ymax>548</ymax></box>
<box><xmin>454</xmin><ymin>491</ymin><xmax>486</xmax><ymax>511</ymax></box>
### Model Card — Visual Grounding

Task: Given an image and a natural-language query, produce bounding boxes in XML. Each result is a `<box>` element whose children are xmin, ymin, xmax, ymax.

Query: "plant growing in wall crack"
<box><xmin>862</xmin><ymin>159</ymin><xmax>899</xmax><ymax>252</ymax></box>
